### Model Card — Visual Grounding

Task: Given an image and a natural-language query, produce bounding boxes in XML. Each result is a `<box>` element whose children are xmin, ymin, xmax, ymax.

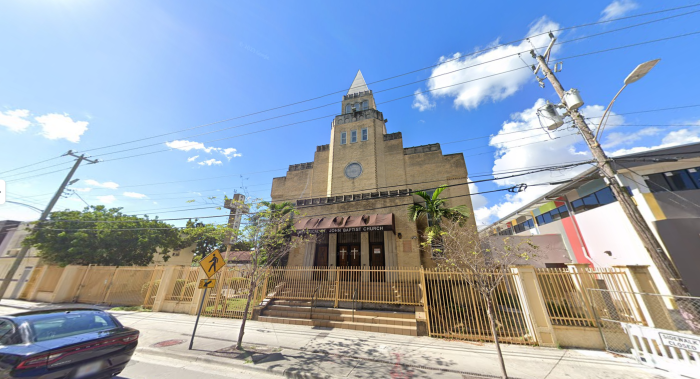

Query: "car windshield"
<box><xmin>28</xmin><ymin>313</ymin><xmax>117</xmax><ymax>342</ymax></box>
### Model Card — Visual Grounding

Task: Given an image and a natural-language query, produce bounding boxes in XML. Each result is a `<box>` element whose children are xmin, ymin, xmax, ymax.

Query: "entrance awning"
<box><xmin>294</xmin><ymin>213</ymin><xmax>395</xmax><ymax>234</ymax></box>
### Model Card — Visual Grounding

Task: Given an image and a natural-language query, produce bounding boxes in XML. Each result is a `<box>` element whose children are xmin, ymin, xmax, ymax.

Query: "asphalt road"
<box><xmin>117</xmin><ymin>354</ymin><xmax>280</xmax><ymax>379</ymax></box>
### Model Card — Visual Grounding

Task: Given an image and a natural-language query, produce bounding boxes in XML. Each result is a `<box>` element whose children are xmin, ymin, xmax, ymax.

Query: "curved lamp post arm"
<box><xmin>595</xmin><ymin>83</ymin><xmax>627</xmax><ymax>141</ymax></box>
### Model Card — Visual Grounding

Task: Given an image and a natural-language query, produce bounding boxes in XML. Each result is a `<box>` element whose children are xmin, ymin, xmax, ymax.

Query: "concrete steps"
<box><xmin>259</xmin><ymin>300</ymin><xmax>417</xmax><ymax>336</ymax></box>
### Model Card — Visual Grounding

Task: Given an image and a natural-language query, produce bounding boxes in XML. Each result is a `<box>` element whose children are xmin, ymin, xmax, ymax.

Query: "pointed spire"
<box><xmin>346</xmin><ymin>70</ymin><xmax>369</xmax><ymax>95</ymax></box>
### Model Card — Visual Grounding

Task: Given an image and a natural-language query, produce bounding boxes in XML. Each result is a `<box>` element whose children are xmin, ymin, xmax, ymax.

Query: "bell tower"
<box><xmin>327</xmin><ymin>70</ymin><xmax>388</xmax><ymax>196</ymax></box>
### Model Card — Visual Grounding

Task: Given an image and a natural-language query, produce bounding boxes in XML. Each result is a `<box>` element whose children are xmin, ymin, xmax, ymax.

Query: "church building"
<box><xmin>271</xmin><ymin>71</ymin><xmax>476</xmax><ymax>269</ymax></box>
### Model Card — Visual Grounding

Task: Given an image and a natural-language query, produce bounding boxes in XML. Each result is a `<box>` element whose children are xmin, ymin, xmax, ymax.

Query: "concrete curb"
<box><xmin>136</xmin><ymin>346</ymin><xmax>335</xmax><ymax>379</ymax></box>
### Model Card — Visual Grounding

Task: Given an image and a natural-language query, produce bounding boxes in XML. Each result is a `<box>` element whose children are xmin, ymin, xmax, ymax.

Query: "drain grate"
<box><xmin>151</xmin><ymin>339</ymin><xmax>185</xmax><ymax>348</ymax></box>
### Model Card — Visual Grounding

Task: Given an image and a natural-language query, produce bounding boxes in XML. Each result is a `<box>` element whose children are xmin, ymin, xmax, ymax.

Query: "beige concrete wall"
<box><xmin>51</xmin><ymin>266</ymin><xmax>87</xmax><ymax>303</ymax></box>
<box><xmin>311</xmin><ymin>149</ymin><xmax>330</xmax><ymax>197</ymax></box>
<box><xmin>552</xmin><ymin>326</ymin><xmax>605</xmax><ymax>349</ymax></box>
<box><xmin>328</xmin><ymin>118</ymin><xmax>384</xmax><ymax>195</ymax></box>
<box><xmin>0</xmin><ymin>257</ymin><xmax>40</xmax><ymax>299</ymax></box>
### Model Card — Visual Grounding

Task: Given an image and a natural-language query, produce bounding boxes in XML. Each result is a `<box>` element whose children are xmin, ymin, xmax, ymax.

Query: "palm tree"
<box><xmin>259</xmin><ymin>200</ymin><xmax>294</xmax><ymax>218</ymax></box>
<box><xmin>408</xmin><ymin>185</ymin><xmax>470</xmax><ymax>235</ymax></box>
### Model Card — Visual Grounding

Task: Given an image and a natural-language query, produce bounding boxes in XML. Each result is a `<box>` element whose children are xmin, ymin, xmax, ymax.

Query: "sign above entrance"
<box><xmin>294</xmin><ymin>213</ymin><xmax>395</xmax><ymax>234</ymax></box>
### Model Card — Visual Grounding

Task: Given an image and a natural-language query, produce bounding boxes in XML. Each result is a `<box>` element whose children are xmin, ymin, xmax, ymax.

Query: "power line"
<box><xmin>8</xmin><ymin>27</ymin><xmax>700</xmax><ymax>182</ymax></box>
<box><xmin>68</xmin><ymin>3</ymin><xmax>699</xmax><ymax>156</ymax></box>
<box><xmin>4</xmin><ymin>7</ymin><xmax>700</xmax><ymax>179</ymax></box>
<box><xmin>37</xmin><ymin>178</ymin><xmax>574</xmax><ymax>228</ymax></box>
<box><xmin>93</xmin><ymin>31</ymin><xmax>700</xmax><ymax>165</ymax></box>
<box><xmin>10</xmin><ymin>10</ymin><xmax>693</xmax><ymax>176</ymax></box>
<box><xmin>41</xmin><ymin>161</ymin><xmax>593</xmax><ymax>219</ymax></box>
<box><xmin>0</xmin><ymin>156</ymin><xmax>70</xmax><ymax>175</ymax></box>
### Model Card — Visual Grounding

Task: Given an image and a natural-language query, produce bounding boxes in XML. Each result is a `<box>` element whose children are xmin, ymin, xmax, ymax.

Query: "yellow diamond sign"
<box><xmin>200</xmin><ymin>249</ymin><xmax>225</xmax><ymax>278</ymax></box>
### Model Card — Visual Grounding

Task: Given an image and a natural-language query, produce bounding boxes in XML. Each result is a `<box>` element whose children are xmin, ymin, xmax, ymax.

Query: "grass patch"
<box><xmin>110</xmin><ymin>305</ymin><xmax>152</xmax><ymax>312</ymax></box>
<box><xmin>205</xmin><ymin>298</ymin><xmax>249</xmax><ymax>313</ymax></box>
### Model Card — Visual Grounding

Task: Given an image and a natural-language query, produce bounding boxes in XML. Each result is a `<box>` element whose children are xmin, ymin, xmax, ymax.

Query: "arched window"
<box><xmin>354</xmin><ymin>103</ymin><xmax>360</xmax><ymax>111</ymax></box>
<box><xmin>345</xmin><ymin>104</ymin><xmax>351</xmax><ymax>114</ymax></box>
<box><xmin>362</xmin><ymin>100</ymin><xmax>369</xmax><ymax>110</ymax></box>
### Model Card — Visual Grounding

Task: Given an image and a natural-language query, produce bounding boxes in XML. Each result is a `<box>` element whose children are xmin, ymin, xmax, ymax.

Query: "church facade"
<box><xmin>271</xmin><ymin>71</ymin><xmax>476</xmax><ymax>269</ymax></box>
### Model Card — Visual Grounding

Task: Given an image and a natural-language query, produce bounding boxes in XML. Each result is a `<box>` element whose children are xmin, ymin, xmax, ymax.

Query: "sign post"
<box><xmin>188</xmin><ymin>250</ymin><xmax>225</xmax><ymax>350</ymax></box>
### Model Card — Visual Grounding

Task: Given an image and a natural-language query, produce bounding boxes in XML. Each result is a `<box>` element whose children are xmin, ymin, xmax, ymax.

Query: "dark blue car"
<box><xmin>0</xmin><ymin>309</ymin><xmax>138</xmax><ymax>378</ymax></box>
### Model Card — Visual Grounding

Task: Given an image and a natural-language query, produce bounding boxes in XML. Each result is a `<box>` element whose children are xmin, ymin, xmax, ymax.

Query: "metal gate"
<box><xmin>589</xmin><ymin>289</ymin><xmax>700</xmax><ymax>378</ymax></box>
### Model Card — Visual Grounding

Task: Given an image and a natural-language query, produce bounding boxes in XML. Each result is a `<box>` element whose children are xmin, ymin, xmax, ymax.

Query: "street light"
<box><xmin>595</xmin><ymin>59</ymin><xmax>661</xmax><ymax>140</ymax></box>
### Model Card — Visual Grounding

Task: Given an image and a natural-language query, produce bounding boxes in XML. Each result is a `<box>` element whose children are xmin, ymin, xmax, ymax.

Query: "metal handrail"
<box><xmin>352</xmin><ymin>286</ymin><xmax>358</xmax><ymax>323</ymax></box>
<box><xmin>310</xmin><ymin>284</ymin><xmax>321</xmax><ymax>320</ymax></box>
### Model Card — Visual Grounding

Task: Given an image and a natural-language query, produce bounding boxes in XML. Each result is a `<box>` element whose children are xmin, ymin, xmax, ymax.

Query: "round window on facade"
<box><xmin>344</xmin><ymin>162</ymin><xmax>363</xmax><ymax>179</ymax></box>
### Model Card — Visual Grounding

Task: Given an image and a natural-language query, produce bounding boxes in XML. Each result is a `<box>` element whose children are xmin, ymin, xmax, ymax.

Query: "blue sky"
<box><xmin>1</xmin><ymin>0</ymin><xmax>700</xmax><ymax>228</ymax></box>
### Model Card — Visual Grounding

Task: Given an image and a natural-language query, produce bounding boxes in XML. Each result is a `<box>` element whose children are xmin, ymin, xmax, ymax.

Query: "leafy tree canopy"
<box><xmin>23</xmin><ymin>206</ymin><xmax>187</xmax><ymax>266</ymax></box>
<box><xmin>181</xmin><ymin>220</ymin><xmax>245</xmax><ymax>261</ymax></box>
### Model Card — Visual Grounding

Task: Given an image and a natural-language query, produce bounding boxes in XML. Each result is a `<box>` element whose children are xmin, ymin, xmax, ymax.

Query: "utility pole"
<box><xmin>530</xmin><ymin>35</ymin><xmax>689</xmax><ymax>296</ymax></box>
<box><xmin>0</xmin><ymin>151</ymin><xmax>98</xmax><ymax>300</ymax></box>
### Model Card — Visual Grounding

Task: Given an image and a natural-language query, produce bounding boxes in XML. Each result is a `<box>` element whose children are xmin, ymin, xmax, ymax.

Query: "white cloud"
<box><xmin>602</xmin><ymin>127</ymin><xmax>661</xmax><ymax>149</ymax></box>
<box><xmin>35</xmin><ymin>113</ymin><xmax>89</xmax><ymax>143</ymax></box>
<box><xmin>166</xmin><ymin>140</ymin><xmax>216</xmax><ymax>153</ymax></box>
<box><xmin>412</xmin><ymin>90</ymin><xmax>435</xmax><ymax>111</ymax></box>
<box><xmin>198</xmin><ymin>159</ymin><xmax>222</xmax><ymax>166</ymax></box>
<box><xmin>167</xmin><ymin>140</ymin><xmax>240</xmax><ymax>161</ymax></box>
<box><xmin>610</xmin><ymin>128</ymin><xmax>700</xmax><ymax>156</ymax></box>
<box><xmin>0</xmin><ymin>109</ymin><xmax>32</xmax><ymax>132</ymax></box>
<box><xmin>467</xmin><ymin>178</ymin><xmax>488</xmax><ymax>209</ymax></box>
<box><xmin>96</xmin><ymin>195</ymin><xmax>117</xmax><ymax>204</ymax></box>
<box><xmin>600</xmin><ymin>0</ymin><xmax>638</xmax><ymax>21</ymax></box>
<box><xmin>85</xmin><ymin>179</ymin><xmax>119</xmax><ymax>189</ymax></box>
<box><xmin>220</xmin><ymin>148</ymin><xmax>242</xmax><ymax>160</ymax></box>
<box><xmin>423</xmin><ymin>18</ymin><xmax>560</xmax><ymax>110</ymax></box>
<box><xmin>473</xmin><ymin>99</ymin><xmax>617</xmax><ymax>226</ymax></box>
<box><xmin>72</xmin><ymin>187</ymin><xmax>92</xmax><ymax>193</ymax></box>
<box><xmin>123</xmin><ymin>192</ymin><xmax>148</xmax><ymax>199</ymax></box>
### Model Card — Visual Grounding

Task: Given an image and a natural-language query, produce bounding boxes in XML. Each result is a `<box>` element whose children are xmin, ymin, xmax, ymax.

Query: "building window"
<box><xmin>512</xmin><ymin>219</ymin><xmax>535</xmax><ymax>234</ymax></box>
<box><xmin>354</xmin><ymin>103</ymin><xmax>360</xmax><ymax>111</ymax></box>
<box><xmin>351</xmin><ymin>130</ymin><xmax>357</xmax><ymax>143</ymax></box>
<box><xmin>345</xmin><ymin>104</ymin><xmax>351</xmax><ymax>114</ymax></box>
<box><xmin>534</xmin><ymin>204</ymin><xmax>570</xmax><ymax>226</ymax></box>
<box><xmin>644</xmin><ymin>168</ymin><xmax>700</xmax><ymax>193</ymax></box>
<box><xmin>340</xmin><ymin>132</ymin><xmax>347</xmax><ymax>145</ymax></box>
<box><xmin>689</xmin><ymin>168</ymin><xmax>700</xmax><ymax>188</ymax></box>
<box><xmin>361</xmin><ymin>128</ymin><xmax>368</xmax><ymax>141</ymax></box>
<box><xmin>362</xmin><ymin>100</ymin><xmax>369</xmax><ymax>110</ymax></box>
<box><xmin>570</xmin><ymin>186</ymin><xmax>622</xmax><ymax>214</ymax></box>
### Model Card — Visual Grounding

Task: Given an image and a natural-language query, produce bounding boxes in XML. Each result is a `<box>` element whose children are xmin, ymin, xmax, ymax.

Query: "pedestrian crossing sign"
<box><xmin>198</xmin><ymin>279</ymin><xmax>217</xmax><ymax>289</ymax></box>
<box><xmin>199</xmin><ymin>249</ymin><xmax>225</xmax><ymax>278</ymax></box>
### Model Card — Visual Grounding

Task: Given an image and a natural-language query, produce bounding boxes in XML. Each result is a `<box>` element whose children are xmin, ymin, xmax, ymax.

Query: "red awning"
<box><xmin>294</xmin><ymin>213</ymin><xmax>395</xmax><ymax>233</ymax></box>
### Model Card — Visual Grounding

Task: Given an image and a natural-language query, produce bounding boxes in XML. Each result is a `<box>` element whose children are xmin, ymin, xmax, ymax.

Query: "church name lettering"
<box><xmin>301</xmin><ymin>225</ymin><xmax>392</xmax><ymax>234</ymax></box>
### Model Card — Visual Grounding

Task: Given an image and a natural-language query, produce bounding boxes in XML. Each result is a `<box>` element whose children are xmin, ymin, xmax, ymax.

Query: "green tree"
<box><xmin>23</xmin><ymin>206</ymin><xmax>186</xmax><ymax>266</ymax></box>
<box><xmin>258</xmin><ymin>200</ymin><xmax>294</xmax><ymax>218</ymax></box>
<box><xmin>425</xmin><ymin>218</ymin><xmax>537</xmax><ymax>379</ymax></box>
<box><xmin>235</xmin><ymin>200</ymin><xmax>312</xmax><ymax>349</ymax></box>
<box><xmin>407</xmin><ymin>184</ymin><xmax>470</xmax><ymax>235</ymax></box>
<box><xmin>181</xmin><ymin>220</ymin><xmax>238</xmax><ymax>261</ymax></box>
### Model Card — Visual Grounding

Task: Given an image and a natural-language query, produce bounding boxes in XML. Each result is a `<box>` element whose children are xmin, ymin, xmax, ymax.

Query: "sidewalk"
<box><xmin>0</xmin><ymin>300</ymin><xmax>670</xmax><ymax>379</ymax></box>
